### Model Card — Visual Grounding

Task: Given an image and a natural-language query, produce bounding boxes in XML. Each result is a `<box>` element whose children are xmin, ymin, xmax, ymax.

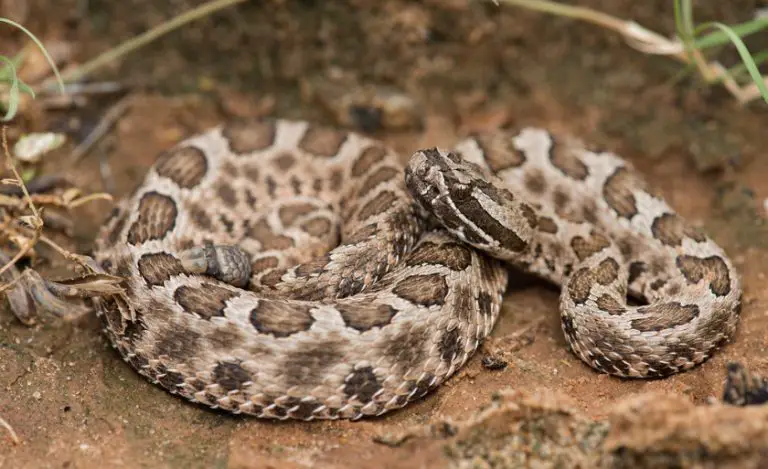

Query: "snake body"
<box><xmin>93</xmin><ymin>118</ymin><xmax>741</xmax><ymax>420</ymax></box>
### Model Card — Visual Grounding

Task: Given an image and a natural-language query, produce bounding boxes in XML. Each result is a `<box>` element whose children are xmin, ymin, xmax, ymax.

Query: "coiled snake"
<box><xmin>92</xmin><ymin>118</ymin><xmax>741</xmax><ymax>420</ymax></box>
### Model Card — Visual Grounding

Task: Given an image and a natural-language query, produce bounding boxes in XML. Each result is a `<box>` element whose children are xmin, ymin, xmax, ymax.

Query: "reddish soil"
<box><xmin>1</xmin><ymin>1</ymin><xmax>767</xmax><ymax>468</ymax></box>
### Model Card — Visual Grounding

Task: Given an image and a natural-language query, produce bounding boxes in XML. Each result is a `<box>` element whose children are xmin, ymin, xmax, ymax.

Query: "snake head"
<box><xmin>405</xmin><ymin>148</ymin><xmax>535</xmax><ymax>261</ymax></box>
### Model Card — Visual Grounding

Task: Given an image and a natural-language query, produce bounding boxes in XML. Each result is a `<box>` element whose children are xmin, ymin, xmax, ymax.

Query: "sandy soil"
<box><xmin>1</xmin><ymin>0</ymin><xmax>768</xmax><ymax>468</ymax></box>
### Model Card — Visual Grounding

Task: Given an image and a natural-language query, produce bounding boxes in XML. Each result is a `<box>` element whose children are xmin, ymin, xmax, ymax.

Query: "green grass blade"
<box><xmin>17</xmin><ymin>81</ymin><xmax>35</xmax><ymax>100</ymax></box>
<box><xmin>728</xmin><ymin>50</ymin><xmax>768</xmax><ymax>81</ymax></box>
<box><xmin>0</xmin><ymin>51</ymin><xmax>25</xmax><ymax>82</ymax></box>
<box><xmin>0</xmin><ymin>56</ymin><xmax>22</xmax><ymax>121</ymax></box>
<box><xmin>0</xmin><ymin>17</ymin><xmax>65</xmax><ymax>96</ymax></box>
<box><xmin>678</xmin><ymin>0</ymin><xmax>696</xmax><ymax>41</ymax></box>
<box><xmin>696</xmin><ymin>21</ymin><xmax>768</xmax><ymax>103</ymax></box>
<box><xmin>674</xmin><ymin>0</ymin><xmax>698</xmax><ymax>61</ymax></box>
<box><xmin>694</xmin><ymin>18</ymin><xmax>768</xmax><ymax>49</ymax></box>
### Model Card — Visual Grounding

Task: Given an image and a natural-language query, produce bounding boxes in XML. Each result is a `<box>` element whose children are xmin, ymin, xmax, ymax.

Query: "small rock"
<box><xmin>302</xmin><ymin>75</ymin><xmax>424</xmax><ymax>132</ymax></box>
<box><xmin>481</xmin><ymin>355</ymin><xmax>508</xmax><ymax>370</ymax></box>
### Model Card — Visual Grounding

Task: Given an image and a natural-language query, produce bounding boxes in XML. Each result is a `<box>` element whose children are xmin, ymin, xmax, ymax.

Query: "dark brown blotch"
<box><xmin>568</xmin><ymin>268</ymin><xmax>593</xmax><ymax>304</ymax></box>
<box><xmin>290</xmin><ymin>176</ymin><xmax>303</xmax><ymax>195</ymax></box>
<box><xmin>603</xmin><ymin>167</ymin><xmax>644</xmax><ymax>219</ymax></box>
<box><xmin>278</xmin><ymin>202</ymin><xmax>317</xmax><ymax>226</ymax></box>
<box><xmin>219</xmin><ymin>214</ymin><xmax>236</xmax><ymax>234</ymax></box>
<box><xmin>676</xmin><ymin>255</ymin><xmax>731</xmax><ymax>297</ymax></box>
<box><xmin>358</xmin><ymin>166</ymin><xmax>399</xmax><ymax>198</ymax></box>
<box><xmin>206</xmin><ymin>324</ymin><xmax>246</xmax><ymax>351</ymax></box>
<box><xmin>478</xmin><ymin>291</ymin><xmax>495</xmax><ymax>317</ymax></box>
<box><xmin>344</xmin><ymin>223</ymin><xmax>378</xmax><ymax>245</ymax></box>
<box><xmin>451</xmin><ymin>286</ymin><xmax>474</xmax><ymax>323</ymax></box>
<box><xmin>153</xmin><ymin>325</ymin><xmax>203</xmax><ymax>361</ymax></box>
<box><xmin>330</xmin><ymin>169</ymin><xmax>344</xmax><ymax>192</ymax></box>
<box><xmin>406</xmin><ymin>241</ymin><xmax>472</xmax><ymax>271</ymax></box>
<box><xmin>219</xmin><ymin>160</ymin><xmax>239</xmax><ymax>179</ymax></box>
<box><xmin>187</xmin><ymin>202</ymin><xmax>212</xmax><ymax>230</ymax></box>
<box><xmin>381</xmin><ymin>326</ymin><xmax>429</xmax><ymax>372</ymax></box>
<box><xmin>553</xmin><ymin>190</ymin><xmax>570</xmax><ymax>217</ymax></box>
<box><xmin>438</xmin><ymin>327</ymin><xmax>461</xmax><ymax>362</ymax></box>
<box><xmin>243</xmin><ymin>189</ymin><xmax>258</xmax><ymax>208</ymax></box>
<box><xmin>281</xmin><ymin>339</ymin><xmax>347</xmax><ymax>388</ymax></box>
<box><xmin>358</xmin><ymin>190</ymin><xmax>398</xmax><ymax>221</ymax></box>
<box><xmin>300</xmin><ymin>216</ymin><xmax>333</xmax><ymax>238</ymax></box>
<box><xmin>155</xmin><ymin>146</ymin><xmax>208</xmax><ymax>188</ymax></box>
<box><xmin>393</xmin><ymin>274</ymin><xmax>449</xmax><ymax>307</ymax></box>
<box><xmin>570</xmin><ymin>232</ymin><xmax>611</xmax><ymax>261</ymax></box>
<box><xmin>273</xmin><ymin>152</ymin><xmax>296</xmax><ymax>170</ymax></box>
<box><xmin>549</xmin><ymin>138</ymin><xmax>589</xmax><ymax>180</ymax></box>
<box><xmin>596</xmin><ymin>294</ymin><xmax>626</xmax><ymax>315</ymax></box>
<box><xmin>337</xmin><ymin>302</ymin><xmax>397</xmax><ymax>332</ymax></box>
<box><xmin>295</xmin><ymin>254</ymin><xmax>332</xmax><ymax>277</ymax></box>
<box><xmin>174</xmin><ymin>283</ymin><xmax>236</xmax><ymax>319</ymax></box>
<box><xmin>651</xmin><ymin>213</ymin><xmax>707</xmax><ymax>247</ymax></box>
<box><xmin>222</xmin><ymin>119</ymin><xmax>276</xmax><ymax>154</ymax></box>
<box><xmin>243</xmin><ymin>165</ymin><xmax>260</xmax><ymax>183</ymax></box>
<box><xmin>595</xmin><ymin>258</ymin><xmax>620</xmax><ymax>285</ymax></box>
<box><xmin>628</xmin><ymin>261</ymin><xmax>647</xmax><ymax>284</ymax></box>
<box><xmin>473</xmin><ymin>134</ymin><xmax>526</xmax><ymax>172</ymax></box>
<box><xmin>251</xmin><ymin>255</ymin><xmax>280</xmax><ymax>274</ymax></box>
<box><xmin>343</xmin><ymin>366</ymin><xmax>382</xmax><ymax>404</ymax></box>
<box><xmin>216</xmin><ymin>183</ymin><xmax>238</xmax><ymax>206</ymax></box>
<box><xmin>567</xmin><ymin>258</ymin><xmax>619</xmax><ymax>304</ymax></box>
<box><xmin>351</xmin><ymin>145</ymin><xmax>388</xmax><ymax>177</ymax></box>
<box><xmin>519</xmin><ymin>204</ymin><xmax>538</xmax><ymax>229</ymax></box>
<box><xmin>126</xmin><ymin>192</ymin><xmax>178</xmax><ymax>245</ymax></box>
<box><xmin>212</xmin><ymin>361</ymin><xmax>252</xmax><ymax>392</ymax></box>
<box><xmin>247</xmin><ymin>219</ymin><xmax>294</xmax><ymax>250</ymax></box>
<box><xmin>249</xmin><ymin>300</ymin><xmax>314</xmax><ymax>337</ymax></box>
<box><xmin>633</xmin><ymin>302</ymin><xmax>700</xmax><ymax>332</ymax></box>
<box><xmin>138</xmin><ymin>252</ymin><xmax>185</xmax><ymax>286</ymax></box>
<box><xmin>286</xmin><ymin>399</ymin><xmax>322</xmax><ymax>421</ymax></box>
<box><xmin>537</xmin><ymin>216</ymin><xmax>558</xmax><ymax>234</ymax></box>
<box><xmin>524</xmin><ymin>169</ymin><xmax>547</xmax><ymax>194</ymax></box>
<box><xmin>299</xmin><ymin>126</ymin><xmax>348</xmax><ymax>157</ymax></box>
<box><xmin>260</xmin><ymin>268</ymin><xmax>287</xmax><ymax>288</ymax></box>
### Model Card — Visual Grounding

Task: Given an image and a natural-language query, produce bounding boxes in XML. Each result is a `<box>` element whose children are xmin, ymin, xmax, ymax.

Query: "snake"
<box><xmin>92</xmin><ymin>117</ymin><xmax>742</xmax><ymax>420</ymax></box>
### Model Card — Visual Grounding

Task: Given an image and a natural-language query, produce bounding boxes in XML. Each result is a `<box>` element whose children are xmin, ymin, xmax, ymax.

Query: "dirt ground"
<box><xmin>1</xmin><ymin>0</ymin><xmax>768</xmax><ymax>468</ymax></box>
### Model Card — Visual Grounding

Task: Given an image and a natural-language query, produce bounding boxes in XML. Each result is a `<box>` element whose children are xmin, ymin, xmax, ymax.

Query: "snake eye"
<box><xmin>449</xmin><ymin>184</ymin><xmax>472</xmax><ymax>202</ymax></box>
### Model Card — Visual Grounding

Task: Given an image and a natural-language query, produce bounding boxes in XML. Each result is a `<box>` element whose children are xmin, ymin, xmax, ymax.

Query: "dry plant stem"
<box><xmin>35</xmin><ymin>0</ymin><xmax>249</xmax><ymax>93</ymax></box>
<box><xmin>37</xmin><ymin>233</ymin><xmax>99</xmax><ymax>271</ymax></box>
<box><xmin>493</xmin><ymin>0</ymin><xmax>626</xmax><ymax>31</ymax></box>
<box><xmin>494</xmin><ymin>0</ymin><xmax>768</xmax><ymax>104</ymax></box>
<box><xmin>69</xmin><ymin>94</ymin><xmax>134</xmax><ymax>164</ymax></box>
<box><xmin>1</xmin><ymin>128</ymin><xmax>40</xmax><ymax>221</ymax></box>
<box><xmin>0</xmin><ymin>126</ymin><xmax>42</xmax><ymax>280</ymax></box>
<box><xmin>66</xmin><ymin>192</ymin><xmax>113</xmax><ymax>209</ymax></box>
<box><xmin>0</xmin><ymin>414</ymin><xmax>20</xmax><ymax>445</ymax></box>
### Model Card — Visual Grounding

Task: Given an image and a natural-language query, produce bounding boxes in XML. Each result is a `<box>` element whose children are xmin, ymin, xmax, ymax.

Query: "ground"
<box><xmin>1</xmin><ymin>0</ymin><xmax>768</xmax><ymax>468</ymax></box>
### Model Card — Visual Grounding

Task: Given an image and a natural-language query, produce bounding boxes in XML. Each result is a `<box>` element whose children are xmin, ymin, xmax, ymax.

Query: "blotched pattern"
<box><xmin>93</xmin><ymin>118</ymin><xmax>741</xmax><ymax>421</ymax></box>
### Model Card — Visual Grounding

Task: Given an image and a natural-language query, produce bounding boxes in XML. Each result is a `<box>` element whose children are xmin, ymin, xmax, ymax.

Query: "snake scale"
<box><xmin>93</xmin><ymin>118</ymin><xmax>742</xmax><ymax>420</ymax></box>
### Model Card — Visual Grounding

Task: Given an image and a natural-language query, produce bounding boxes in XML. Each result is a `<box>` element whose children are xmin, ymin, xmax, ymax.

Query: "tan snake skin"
<box><xmin>93</xmin><ymin>118</ymin><xmax>742</xmax><ymax>420</ymax></box>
